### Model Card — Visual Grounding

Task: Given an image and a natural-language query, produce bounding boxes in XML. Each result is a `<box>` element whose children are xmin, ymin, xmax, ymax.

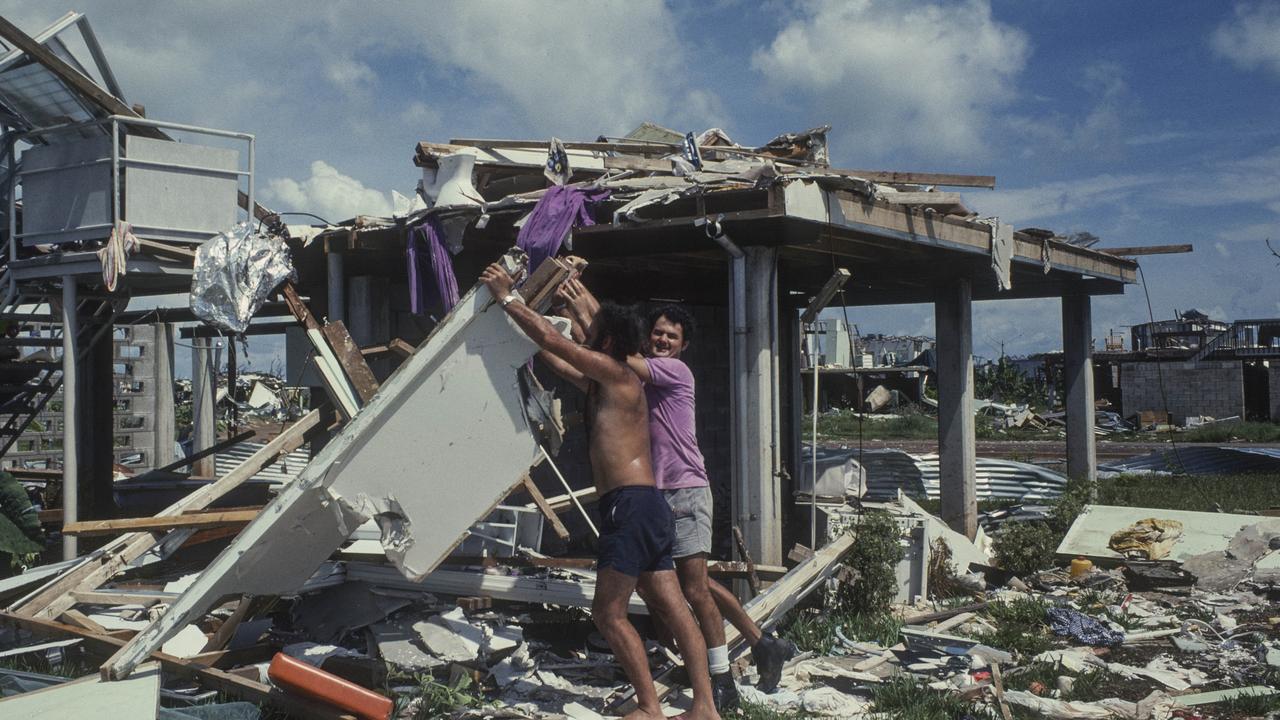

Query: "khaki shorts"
<box><xmin>662</xmin><ymin>485</ymin><xmax>713</xmax><ymax>559</ymax></box>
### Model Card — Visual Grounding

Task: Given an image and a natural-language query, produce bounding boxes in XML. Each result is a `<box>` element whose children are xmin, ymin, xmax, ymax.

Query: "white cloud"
<box><xmin>325</xmin><ymin>58</ymin><xmax>378</xmax><ymax>97</ymax></box>
<box><xmin>265</xmin><ymin>160</ymin><xmax>394</xmax><ymax>221</ymax></box>
<box><xmin>1215</xmin><ymin>241</ymin><xmax>1231</xmax><ymax>258</ymax></box>
<box><xmin>1211</xmin><ymin>2</ymin><xmax>1280</xmax><ymax>77</ymax></box>
<box><xmin>751</xmin><ymin>0</ymin><xmax>1029</xmax><ymax>158</ymax></box>
<box><xmin>972</xmin><ymin>173</ymin><xmax>1162</xmax><ymax>225</ymax></box>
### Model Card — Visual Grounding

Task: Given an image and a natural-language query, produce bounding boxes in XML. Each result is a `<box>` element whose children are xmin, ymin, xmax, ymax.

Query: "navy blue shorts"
<box><xmin>597</xmin><ymin>486</ymin><xmax>675</xmax><ymax>577</ymax></box>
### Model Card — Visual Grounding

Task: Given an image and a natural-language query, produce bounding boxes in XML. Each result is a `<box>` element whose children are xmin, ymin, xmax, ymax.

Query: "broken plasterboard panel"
<box><xmin>0</xmin><ymin>662</ymin><xmax>160</xmax><ymax>718</ymax></box>
<box><xmin>105</xmin><ymin>254</ymin><xmax>572</xmax><ymax>679</ymax></box>
<box><xmin>1056</xmin><ymin>505</ymin><xmax>1280</xmax><ymax>564</ymax></box>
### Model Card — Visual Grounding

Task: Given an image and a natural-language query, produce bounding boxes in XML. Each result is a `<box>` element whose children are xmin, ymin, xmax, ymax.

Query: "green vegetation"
<box><xmin>839</xmin><ymin>511</ymin><xmax>905</xmax><ymax>615</ymax></box>
<box><xmin>1097</xmin><ymin>472</ymin><xmax>1280</xmax><ymax>513</ymax></box>
<box><xmin>991</xmin><ymin>521</ymin><xmax>1057</xmax><ymax>578</ymax></box>
<box><xmin>806</xmin><ymin>406</ymin><xmax>938</xmax><ymax>440</ymax></box>
<box><xmin>394</xmin><ymin>672</ymin><xmax>482</xmax><ymax>719</ymax></box>
<box><xmin>1214</xmin><ymin>688</ymin><xmax>1280</xmax><ymax>716</ymax></box>
<box><xmin>738</xmin><ymin>701</ymin><xmax>815</xmax><ymax>720</ymax></box>
<box><xmin>870</xmin><ymin>675</ymin><xmax>984</xmax><ymax>719</ymax></box>
<box><xmin>1004</xmin><ymin>661</ymin><xmax>1106</xmax><ymax>702</ymax></box>
<box><xmin>1176</xmin><ymin>419</ymin><xmax>1280</xmax><ymax>443</ymax></box>
<box><xmin>972</xmin><ymin>596</ymin><xmax>1053</xmax><ymax>658</ymax></box>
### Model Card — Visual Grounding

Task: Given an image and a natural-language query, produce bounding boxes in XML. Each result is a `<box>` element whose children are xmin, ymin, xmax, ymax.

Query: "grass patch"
<box><xmin>738</xmin><ymin>701</ymin><xmax>816</xmax><ymax>720</ymax></box>
<box><xmin>1178</xmin><ymin>420</ymin><xmax>1280</xmax><ymax>443</ymax></box>
<box><xmin>780</xmin><ymin>610</ymin><xmax>903</xmax><ymax>654</ymax></box>
<box><xmin>1004</xmin><ymin>661</ymin><xmax>1107</xmax><ymax>702</ymax></box>
<box><xmin>971</xmin><ymin>597</ymin><xmax>1054</xmax><ymax>658</ymax></box>
<box><xmin>806</xmin><ymin>408</ymin><xmax>939</xmax><ymax>440</ymax></box>
<box><xmin>392</xmin><ymin>672</ymin><xmax>483</xmax><ymax>719</ymax></box>
<box><xmin>1214</xmin><ymin>688</ymin><xmax>1280</xmax><ymax>715</ymax></box>
<box><xmin>1097</xmin><ymin>472</ymin><xmax>1280</xmax><ymax>513</ymax></box>
<box><xmin>871</xmin><ymin>675</ymin><xmax>984</xmax><ymax>719</ymax></box>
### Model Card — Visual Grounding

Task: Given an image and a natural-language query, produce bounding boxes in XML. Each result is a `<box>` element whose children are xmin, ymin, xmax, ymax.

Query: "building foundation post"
<box><xmin>935</xmin><ymin>279</ymin><xmax>976</xmax><ymax>539</ymax></box>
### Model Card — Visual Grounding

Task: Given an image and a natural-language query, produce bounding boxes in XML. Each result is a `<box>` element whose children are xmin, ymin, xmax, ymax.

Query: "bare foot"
<box><xmin>670</xmin><ymin>702</ymin><xmax>720</xmax><ymax>720</ymax></box>
<box><xmin>621</xmin><ymin>707</ymin><xmax>668</xmax><ymax>720</ymax></box>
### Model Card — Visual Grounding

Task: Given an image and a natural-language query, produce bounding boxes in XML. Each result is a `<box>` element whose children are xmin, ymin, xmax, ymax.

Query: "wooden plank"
<box><xmin>281</xmin><ymin>282</ymin><xmax>321</xmax><ymax>331</ymax></box>
<box><xmin>202</xmin><ymin>596</ymin><xmax>253</xmax><ymax>653</ymax></box>
<box><xmin>321</xmin><ymin>321</ymin><xmax>379</xmax><ymax>404</ymax></box>
<box><xmin>360</xmin><ymin>338</ymin><xmax>415</xmax><ymax>360</ymax></box>
<box><xmin>0</xmin><ymin>612</ymin><xmax>356</xmax><ymax>720</ymax></box>
<box><xmin>70</xmin><ymin>590</ymin><xmax>173</xmax><ymax>606</ymax></box>
<box><xmin>732</xmin><ymin>526</ymin><xmax>761</xmax><ymax>596</ymax></box>
<box><xmin>522</xmin><ymin>475</ymin><xmax>570</xmax><ymax>541</ymax></box>
<box><xmin>881</xmin><ymin>192</ymin><xmax>964</xmax><ymax>206</ymax></box>
<box><xmin>60</xmin><ymin>609</ymin><xmax>106</xmax><ymax>634</ymax></box>
<box><xmin>1096</xmin><ymin>244</ymin><xmax>1193</xmax><ymax>256</ymax></box>
<box><xmin>807</xmin><ymin>166</ymin><xmax>996</xmax><ymax>189</ymax></box>
<box><xmin>533</xmin><ymin>485</ymin><xmax>598</xmax><ymax>514</ymax></box>
<box><xmin>10</xmin><ymin>410</ymin><xmax>324</xmax><ymax>620</ymax></box>
<box><xmin>63</xmin><ymin>509</ymin><xmax>259</xmax><ymax>537</ymax></box>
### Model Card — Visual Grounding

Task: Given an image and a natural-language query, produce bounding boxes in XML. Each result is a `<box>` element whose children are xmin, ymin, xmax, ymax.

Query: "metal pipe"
<box><xmin>60</xmin><ymin>276</ymin><xmax>78</xmax><ymax>560</ymax></box>
<box><xmin>810</xmin><ymin>333</ymin><xmax>819</xmax><ymax>551</ymax></box>
<box><xmin>539</xmin><ymin>446</ymin><xmax>598</xmax><ymax>538</ymax></box>
<box><xmin>111</xmin><ymin>117</ymin><xmax>119</xmax><ymax>229</ymax></box>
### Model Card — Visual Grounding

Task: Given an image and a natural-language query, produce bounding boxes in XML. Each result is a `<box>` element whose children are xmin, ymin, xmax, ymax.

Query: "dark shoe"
<box><xmin>751</xmin><ymin>633</ymin><xmax>796</xmax><ymax>693</ymax></box>
<box><xmin>712</xmin><ymin>671</ymin><xmax>740</xmax><ymax>712</ymax></box>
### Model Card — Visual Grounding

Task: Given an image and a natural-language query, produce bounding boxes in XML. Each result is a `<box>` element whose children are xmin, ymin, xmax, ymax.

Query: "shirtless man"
<box><xmin>480</xmin><ymin>263</ymin><xmax>718</xmax><ymax>720</ymax></box>
<box><xmin>557</xmin><ymin>282</ymin><xmax>796</xmax><ymax>701</ymax></box>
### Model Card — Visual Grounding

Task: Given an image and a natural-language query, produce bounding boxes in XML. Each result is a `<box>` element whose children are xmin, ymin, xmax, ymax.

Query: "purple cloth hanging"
<box><xmin>515</xmin><ymin>185</ymin><xmax>611</xmax><ymax>273</ymax></box>
<box><xmin>407</xmin><ymin>216</ymin><xmax>460</xmax><ymax>314</ymax></box>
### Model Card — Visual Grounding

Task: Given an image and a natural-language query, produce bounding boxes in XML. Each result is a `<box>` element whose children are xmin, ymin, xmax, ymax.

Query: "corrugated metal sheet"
<box><xmin>213</xmin><ymin>441</ymin><xmax>310</xmax><ymax>486</ymax></box>
<box><xmin>806</xmin><ymin>446</ymin><xmax>1067</xmax><ymax>502</ymax></box>
<box><xmin>1099</xmin><ymin>446</ymin><xmax>1280</xmax><ymax>476</ymax></box>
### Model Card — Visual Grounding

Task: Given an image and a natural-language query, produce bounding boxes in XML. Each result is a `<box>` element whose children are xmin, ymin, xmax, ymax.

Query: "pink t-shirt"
<box><xmin>643</xmin><ymin>357</ymin><xmax>710</xmax><ymax>490</ymax></box>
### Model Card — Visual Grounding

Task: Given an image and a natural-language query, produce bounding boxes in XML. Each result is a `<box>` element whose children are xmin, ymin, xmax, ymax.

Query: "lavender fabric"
<box><xmin>515</xmin><ymin>185</ymin><xmax>610</xmax><ymax>273</ymax></box>
<box><xmin>407</xmin><ymin>216</ymin><xmax>460</xmax><ymax>314</ymax></box>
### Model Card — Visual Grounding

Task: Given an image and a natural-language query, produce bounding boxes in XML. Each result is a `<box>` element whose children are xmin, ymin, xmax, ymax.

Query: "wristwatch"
<box><xmin>500</xmin><ymin>291</ymin><xmax>524</xmax><ymax>308</ymax></box>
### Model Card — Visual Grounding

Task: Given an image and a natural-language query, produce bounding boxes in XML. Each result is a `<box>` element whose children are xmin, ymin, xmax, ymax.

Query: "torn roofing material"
<box><xmin>103</xmin><ymin>250</ymin><xmax>577</xmax><ymax>680</ymax></box>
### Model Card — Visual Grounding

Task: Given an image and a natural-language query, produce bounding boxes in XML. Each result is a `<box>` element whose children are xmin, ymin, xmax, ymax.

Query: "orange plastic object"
<box><xmin>1070</xmin><ymin>557</ymin><xmax>1093</xmax><ymax>578</ymax></box>
<box><xmin>268</xmin><ymin>652</ymin><xmax>393</xmax><ymax>720</ymax></box>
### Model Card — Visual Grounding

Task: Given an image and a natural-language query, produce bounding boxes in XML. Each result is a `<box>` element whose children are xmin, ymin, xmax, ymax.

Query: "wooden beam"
<box><xmin>521</xmin><ymin>475</ymin><xmax>570</xmax><ymax>542</ymax></box>
<box><xmin>63</xmin><ymin>509</ymin><xmax>259</xmax><ymax>537</ymax></box>
<box><xmin>790</xmin><ymin>166</ymin><xmax>996</xmax><ymax>188</ymax></box>
<box><xmin>881</xmin><ymin>192</ymin><xmax>964</xmax><ymax>206</ymax></box>
<box><xmin>0</xmin><ymin>612</ymin><xmax>355</xmax><ymax>720</ymax></box>
<box><xmin>1096</xmin><ymin>244</ymin><xmax>1193</xmax><ymax>257</ymax></box>
<box><xmin>732</xmin><ymin>526</ymin><xmax>762</xmax><ymax>596</ymax></box>
<box><xmin>10</xmin><ymin>410</ymin><xmax>325</xmax><ymax>620</ymax></box>
<box><xmin>320</xmin><ymin>321</ymin><xmax>379</xmax><ymax>404</ymax></box>
<box><xmin>360</xmin><ymin>338</ymin><xmax>415</xmax><ymax>360</ymax></box>
<box><xmin>60</xmin><ymin>609</ymin><xmax>107</xmax><ymax>634</ymax></box>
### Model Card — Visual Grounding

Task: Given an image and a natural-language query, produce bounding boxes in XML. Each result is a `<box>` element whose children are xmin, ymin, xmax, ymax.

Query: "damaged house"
<box><xmin>4</xmin><ymin>11</ymin><xmax>1242</xmax><ymax>720</ymax></box>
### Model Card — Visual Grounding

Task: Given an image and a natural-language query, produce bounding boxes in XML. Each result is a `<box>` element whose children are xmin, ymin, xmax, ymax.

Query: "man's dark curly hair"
<box><xmin>591</xmin><ymin>302</ymin><xmax>645</xmax><ymax>361</ymax></box>
<box><xmin>647</xmin><ymin>304</ymin><xmax>696</xmax><ymax>346</ymax></box>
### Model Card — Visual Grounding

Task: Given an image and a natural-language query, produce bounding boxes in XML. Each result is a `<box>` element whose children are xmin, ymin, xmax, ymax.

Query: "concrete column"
<box><xmin>152</xmin><ymin>322</ymin><xmax>176</xmax><ymax>468</ymax></box>
<box><xmin>191</xmin><ymin>337</ymin><xmax>216</xmax><ymax>477</ymax></box>
<box><xmin>935</xmin><ymin>279</ymin><xmax>976</xmax><ymax>539</ymax></box>
<box><xmin>327</xmin><ymin>251</ymin><xmax>345</xmax><ymax>325</ymax></box>
<box><xmin>1062</xmin><ymin>293</ymin><xmax>1097</xmax><ymax>486</ymax></box>
<box><xmin>734</xmin><ymin>247</ymin><xmax>782</xmax><ymax>565</ymax></box>
<box><xmin>60</xmin><ymin>278</ymin><xmax>78</xmax><ymax>560</ymax></box>
<box><xmin>348</xmin><ymin>275</ymin><xmax>390</xmax><ymax>379</ymax></box>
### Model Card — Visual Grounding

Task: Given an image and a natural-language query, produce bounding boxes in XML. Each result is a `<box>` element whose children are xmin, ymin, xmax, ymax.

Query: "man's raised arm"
<box><xmin>480</xmin><ymin>263</ymin><xmax>625</xmax><ymax>386</ymax></box>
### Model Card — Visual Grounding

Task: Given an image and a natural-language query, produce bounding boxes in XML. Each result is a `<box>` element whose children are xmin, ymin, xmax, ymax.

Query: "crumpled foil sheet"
<box><xmin>190</xmin><ymin>222</ymin><xmax>295</xmax><ymax>334</ymax></box>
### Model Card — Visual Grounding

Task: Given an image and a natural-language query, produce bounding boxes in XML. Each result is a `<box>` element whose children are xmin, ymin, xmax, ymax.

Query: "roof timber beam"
<box><xmin>791</xmin><ymin>186</ymin><xmax>1137</xmax><ymax>284</ymax></box>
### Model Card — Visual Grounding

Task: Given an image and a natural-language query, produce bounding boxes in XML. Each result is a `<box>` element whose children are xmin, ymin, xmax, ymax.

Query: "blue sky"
<box><xmin>5</xmin><ymin>1</ymin><xmax>1278</xmax><ymax>366</ymax></box>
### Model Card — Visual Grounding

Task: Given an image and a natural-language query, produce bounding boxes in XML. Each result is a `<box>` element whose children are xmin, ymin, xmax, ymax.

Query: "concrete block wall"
<box><xmin>1120</xmin><ymin>360</ymin><xmax>1245</xmax><ymax>423</ymax></box>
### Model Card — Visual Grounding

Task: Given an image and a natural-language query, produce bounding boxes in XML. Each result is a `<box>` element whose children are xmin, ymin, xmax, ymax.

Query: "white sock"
<box><xmin>707</xmin><ymin>644</ymin><xmax>730</xmax><ymax>676</ymax></box>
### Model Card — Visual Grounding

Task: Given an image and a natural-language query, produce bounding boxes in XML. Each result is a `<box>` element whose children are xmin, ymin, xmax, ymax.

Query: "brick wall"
<box><xmin>1120</xmin><ymin>360</ymin><xmax>1245</xmax><ymax>423</ymax></box>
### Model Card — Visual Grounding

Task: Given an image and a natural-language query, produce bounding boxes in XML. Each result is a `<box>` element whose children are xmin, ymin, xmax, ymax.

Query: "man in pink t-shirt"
<box><xmin>558</xmin><ymin>282</ymin><xmax>795</xmax><ymax>708</ymax></box>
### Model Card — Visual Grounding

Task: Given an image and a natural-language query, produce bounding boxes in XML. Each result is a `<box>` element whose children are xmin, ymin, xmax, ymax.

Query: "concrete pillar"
<box><xmin>152</xmin><ymin>322</ymin><xmax>176</xmax><ymax>468</ymax></box>
<box><xmin>1062</xmin><ymin>293</ymin><xmax>1097</xmax><ymax>486</ymax></box>
<box><xmin>935</xmin><ymin>279</ymin><xmax>976</xmax><ymax>539</ymax></box>
<box><xmin>734</xmin><ymin>247</ymin><xmax>782</xmax><ymax>566</ymax></box>
<box><xmin>191</xmin><ymin>337</ymin><xmax>216</xmax><ymax>477</ymax></box>
<box><xmin>327</xmin><ymin>251</ymin><xmax>345</xmax><ymax>325</ymax></box>
<box><xmin>60</xmin><ymin>278</ymin><xmax>78</xmax><ymax>560</ymax></box>
<box><xmin>348</xmin><ymin>275</ymin><xmax>390</xmax><ymax>379</ymax></box>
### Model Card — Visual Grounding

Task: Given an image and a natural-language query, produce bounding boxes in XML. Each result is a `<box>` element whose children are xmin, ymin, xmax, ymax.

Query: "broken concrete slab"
<box><xmin>104</xmin><ymin>252</ymin><xmax>576</xmax><ymax>679</ymax></box>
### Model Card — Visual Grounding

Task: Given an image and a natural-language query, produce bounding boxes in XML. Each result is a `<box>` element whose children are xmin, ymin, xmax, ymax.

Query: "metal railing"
<box><xmin>7</xmin><ymin>114</ymin><xmax>255</xmax><ymax>260</ymax></box>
